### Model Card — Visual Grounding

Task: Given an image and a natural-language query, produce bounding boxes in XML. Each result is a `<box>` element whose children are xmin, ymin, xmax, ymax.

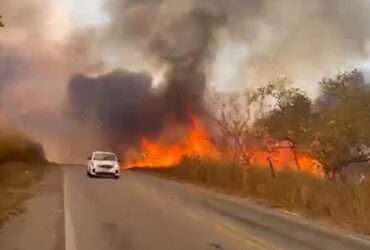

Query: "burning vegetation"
<box><xmin>125</xmin><ymin>115</ymin><xmax>220</xmax><ymax>168</ymax></box>
<box><xmin>2</xmin><ymin>0</ymin><xmax>370</xmax><ymax>235</ymax></box>
<box><xmin>123</xmin><ymin>114</ymin><xmax>325</xmax><ymax>178</ymax></box>
<box><xmin>65</xmin><ymin>1</ymin><xmax>370</xmax><ymax>179</ymax></box>
<box><xmin>1</xmin><ymin>0</ymin><xmax>370</xmax><ymax>178</ymax></box>
<box><xmin>108</xmin><ymin>70</ymin><xmax>367</xmax><ymax>180</ymax></box>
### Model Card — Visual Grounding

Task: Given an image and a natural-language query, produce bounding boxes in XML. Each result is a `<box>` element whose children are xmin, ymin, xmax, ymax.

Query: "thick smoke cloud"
<box><xmin>0</xmin><ymin>0</ymin><xmax>102</xmax><ymax>161</ymax></box>
<box><xmin>69</xmin><ymin>70</ymin><xmax>166</xmax><ymax>146</ymax></box>
<box><xmin>2</xmin><ymin>0</ymin><xmax>370</xmax><ymax>161</ymax></box>
<box><xmin>102</xmin><ymin>0</ymin><xmax>370</xmax><ymax>93</ymax></box>
<box><xmin>103</xmin><ymin>0</ymin><xmax>228</xmax><ymax>116</ymax></box>
<box><xmin>68</xmin><ymin>1</ymin><xmax>229</xmax><ymax>148</ymax></box>
<box><xmin>0</xmin><ymin>0</ymin><xmax>74</xmax><ymax>114</ymax></box>
<box><xmin>240</xmin><ymin>0</ymin><xmax>370</xmax><ymax>92</ymax></box>
<box><xmin>67</xmin><ymin>0</ymin><xmax>370</xmax><ymax>150</ymax></box>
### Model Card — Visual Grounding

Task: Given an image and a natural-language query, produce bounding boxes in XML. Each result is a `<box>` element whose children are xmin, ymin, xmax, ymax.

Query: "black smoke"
<box><xmin>68</xmin><ymin>2</ymin><xmax>227</xmax><ymax>148</ymax></box>
<box><xmin>3</xmin><ymin>0</ymin><xmax>370</xmax><ymax>161</ymax></box>
<box><xmin>68</xmin><ymin>69</ymin><xmax>168</xmax><ymax>146</ymax></box>
<box><xmin>68</xmin><ymin>0</ymin><xmax>370</xmax><ymax>151</ymax></box>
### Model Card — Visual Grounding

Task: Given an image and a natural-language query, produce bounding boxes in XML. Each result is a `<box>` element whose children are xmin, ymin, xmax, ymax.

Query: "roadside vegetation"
<box><xmin>0</xmin><ymin>129</ymin><xmax>47</xmax><ymax>226</ymax></box>
<box><xmin>146</xmin><ymin>157</ymin><xmax>370</xmax><ymax>233</ymax></box>
<box><xmin>209</xmin><ymin>70</ymin><xmax>370</xmax><ymax>179</ymax></box>
<box><xmin>142</xmin><ymin>70</ymin><xmax>370</xmax><ymax>233</ymax></box>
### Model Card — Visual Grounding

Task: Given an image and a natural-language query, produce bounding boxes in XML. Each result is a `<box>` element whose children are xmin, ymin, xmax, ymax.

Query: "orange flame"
<box><xmin>124</xmin><ymin>115</ymin><xmax>324</xmax><ymax>177</ymax></box>
<box><xmin>250</xmin><ymin>147</ymin><xmax>324</xmax><ymax>178</ymax></box>
<box><xmin>124</xmin><ymin>116</ymin><xmax>220</xmax><ymax>168</ymax></box>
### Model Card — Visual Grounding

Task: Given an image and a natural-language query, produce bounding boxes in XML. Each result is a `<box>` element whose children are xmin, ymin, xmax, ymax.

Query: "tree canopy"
<box><xmin>255</xmin><ymin>70</ymin><xmax>370</xmax><ymax>173</ymax></box>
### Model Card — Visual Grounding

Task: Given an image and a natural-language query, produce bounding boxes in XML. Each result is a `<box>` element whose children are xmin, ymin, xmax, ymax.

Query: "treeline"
<box><xmin>0</xmin><ymin>129</ymin><xmax>46</xmax><ymax>165</ymax></box>
<box><xmin>0</xmin><ymin>129</ymin><xmax>47</xmax><ymax>225</ymax></box>
<box><xmin>211</xmin><ymin>70</ymin><xmax>370</xmax><ymax>178</ymax></box>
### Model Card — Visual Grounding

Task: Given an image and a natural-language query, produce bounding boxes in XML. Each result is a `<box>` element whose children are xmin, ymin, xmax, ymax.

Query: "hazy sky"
<box><xmin>57</xmin><ymin>0</ymin><xmax>108</xmax><ymax>26</ymax></box>
<box><xmin>54</xmin><ymin>0</ymin><xmax>370</xmax><ymax>93</ymax></box>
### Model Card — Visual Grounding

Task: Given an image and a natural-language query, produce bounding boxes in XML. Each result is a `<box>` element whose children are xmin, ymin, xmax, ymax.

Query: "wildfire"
<box><xmin>250</xmin><ymin>147</ymin><xmax>324</xmax><ymax>178</ymax></box>
<box><xmin>124</xmin><ymin>115</ymin><xmax>220</xmax><ymax>168</ymax></box>
<box><xmin>124</xmin><ymin>115</ymin><xmax>324</xmax><ymax>177</ymax></box>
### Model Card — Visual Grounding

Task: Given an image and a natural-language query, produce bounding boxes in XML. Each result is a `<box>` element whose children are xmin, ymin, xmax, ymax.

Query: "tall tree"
<box><xmin>257</xmin><ymin>70</ymin><xmax>370</xmax><ymax>175</ymax></box>
<box><xmin>311</xmin><ymin>70</ymin><xmax>370</xmax><ymax>173</ymax></box>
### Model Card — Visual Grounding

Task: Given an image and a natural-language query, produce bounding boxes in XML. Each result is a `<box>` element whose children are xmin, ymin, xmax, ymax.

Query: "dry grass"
<box><xmin>142</xmin><ymin>157</ymin><xmax>370</xmax><ymax>233</ymax></box>
<box><xmin>0</xmin><ymin>162</ymin><xmax>46</xmax><ymax>226</ymax></box>
<box><xmin>0</xmin><ymin>130</ymin><xmax>47</xmax><ymax>226</ymax></box>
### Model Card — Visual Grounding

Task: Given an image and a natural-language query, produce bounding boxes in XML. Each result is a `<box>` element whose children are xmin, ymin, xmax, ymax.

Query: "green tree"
<box><xmin>311</xmin><ymin>70</ymin><xmax>370</xmax><ymax>173</ymax></box>
<box><xmin>256</xmin><ymin>70</ymin><xmax>370</xmax><ymax>175</ymax></box>
<box><xmin>257</xmin><ymin>85</ymin><xmax>312</xmax><ymax>145</ymax></box>
<box><xmin>254</xmin><ymin>80</ymin><xmax>313</xmax><ymax>171</ymax></box>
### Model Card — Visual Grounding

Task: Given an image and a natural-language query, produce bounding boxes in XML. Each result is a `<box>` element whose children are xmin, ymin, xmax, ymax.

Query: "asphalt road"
<box><xmin>2</xmin><ymin>166</ymin><xmax>370</xmax><ymax>250</ymax></box>
<box><xmin>64</xmin><ymin>167</ymin><xmax>260</xmax><ymax>250</ymax></box>
<box><xmin>63</xmin><ymin>166</ymin><xmax>370</xmax><ymax>250</ymax></box>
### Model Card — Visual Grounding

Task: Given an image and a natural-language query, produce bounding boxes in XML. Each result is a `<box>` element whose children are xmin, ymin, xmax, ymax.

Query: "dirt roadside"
<box><xmin>0</xmin><ymin>166</ymin><xmax>64</xmax><ymax>250</ymax></box>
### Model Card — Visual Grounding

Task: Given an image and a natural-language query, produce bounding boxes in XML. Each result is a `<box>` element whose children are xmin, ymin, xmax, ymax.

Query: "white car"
<box><xmin>87</xmin><ymin>151</ymin><xmax>120</xmax><ymax>179</ymax></box>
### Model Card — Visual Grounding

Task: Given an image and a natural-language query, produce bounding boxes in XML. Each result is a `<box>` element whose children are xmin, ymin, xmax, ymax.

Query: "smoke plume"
<box><xmin>101</xmin><ymin>0</ymin><xmax>370</xmax><ymax>92</ymax></box>
<box><xmin>69</xmin><ymin>70</ymin><xmax>166</xmax><ymax>145</ymax></box>
<box><xmin>68</xmin><ymin>1</ymin><xmax>229</xmax><ymax>151</ymax></box>
<box><xmin>0</xmin><ymin>0</ymin><xmax>103</xmax><ymax>161</ymax></box>
<box><xmin>2</xmin><ymin>0</ymin><xmax>370</xmax><ymax>161</ymax></box>
<box><xmin>68</xmin><ymin>0</ymin><xmax>370</xmax><ymax>149</ymax></box>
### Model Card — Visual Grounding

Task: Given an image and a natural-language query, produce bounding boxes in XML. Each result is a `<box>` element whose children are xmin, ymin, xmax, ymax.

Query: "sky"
<box><xmin>54</xmin><ymin>0</ymin><xmax>370</xmax><ymax>92</ymax></box>
<box><xmin>56</xmin><ymin>0</ymin><xmax>109</xmax><ymax>26</ymax></box>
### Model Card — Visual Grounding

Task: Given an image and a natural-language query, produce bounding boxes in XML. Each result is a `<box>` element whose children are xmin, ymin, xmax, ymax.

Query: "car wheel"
<box><xmin>114</xmin><ymin>175</ymin><xmax>120</xmax><ymax>180</ymax></box>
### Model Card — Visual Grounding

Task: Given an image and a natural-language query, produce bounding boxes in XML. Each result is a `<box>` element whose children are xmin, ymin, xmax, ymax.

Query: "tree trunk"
<box><xmin>267</xmin><ymin>157</ymin><xmax>276</xmax><ymax>178</ymax></box>
<box><xmin>293</xmin><ymin>148</ymin><xmax>301</xmax><ymax>171</ymax></box>
<box><xmin>232</xmin><ymin>140</ymin><xmax>238</xmax><ymax>165</ymax></box>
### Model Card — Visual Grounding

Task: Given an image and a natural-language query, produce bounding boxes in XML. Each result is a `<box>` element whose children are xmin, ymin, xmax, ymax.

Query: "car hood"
<box><xmin>94</xmin><ymin>160</ymin><xmax>117</xmax><ymax>166</ymax></box>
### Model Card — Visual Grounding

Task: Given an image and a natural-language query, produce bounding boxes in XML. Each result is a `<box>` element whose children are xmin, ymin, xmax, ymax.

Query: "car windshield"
<box><xmin>93</xmin><ymin>153</ymin><xmax>116</xmax><ymax>161</ymax></box>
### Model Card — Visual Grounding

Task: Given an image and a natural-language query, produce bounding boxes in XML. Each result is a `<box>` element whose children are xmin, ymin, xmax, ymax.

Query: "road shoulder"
<box><xmin>0</xmin><ymin>166</ymin><xmax>64</xmax><ymax>250</ymax></box>
<box><xmin>134</xmin><ymin>171</ymin><xmax>370</xmax><ymax>250</ymax></box>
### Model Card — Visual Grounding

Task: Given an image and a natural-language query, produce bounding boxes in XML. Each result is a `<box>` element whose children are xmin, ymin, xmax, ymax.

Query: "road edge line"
<box><xmin>64</xmin><ymin>168</ymin><xmax>77</xmax><ymax>250</ymax></box>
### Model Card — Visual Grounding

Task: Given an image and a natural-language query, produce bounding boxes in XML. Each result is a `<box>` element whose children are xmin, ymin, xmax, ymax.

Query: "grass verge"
<box><xmin>0</xmin><ymin>162</ymin><xmax>47</xmax><ymax>226</ymax></box>
<box><xmin>0</xmin><ymin>129</ymin><xmax>47</xmax><ymax>227</ymax></box>
<box><xmin>139</xmin><ymin>157</ymin><xmax>370</xmax><ymax>234</ymax></box>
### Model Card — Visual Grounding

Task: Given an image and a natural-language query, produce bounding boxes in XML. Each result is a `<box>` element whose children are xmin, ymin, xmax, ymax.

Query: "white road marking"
<box><xmin>64</xmin><ymin>169</ymin><xmax>77</xmax><ymax>250</ymax></box>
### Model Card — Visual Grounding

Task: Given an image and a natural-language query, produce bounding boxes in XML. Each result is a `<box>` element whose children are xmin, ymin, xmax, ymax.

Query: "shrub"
<box><xmin>0</xmin><ymin>129</ymin><xmax>46</xmax><ymax>165</ymax></box>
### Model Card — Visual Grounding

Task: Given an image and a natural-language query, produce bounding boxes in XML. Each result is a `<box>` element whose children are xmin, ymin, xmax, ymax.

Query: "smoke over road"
<box><xmin>69</xmin><ymin>70</ymin><xmax>164</xmax><ymax>146</ymax></box>
<box><xmin>1</xmin><ymin>0</ymin><xmax>370</xmax><ymax>161</ymax></box>
<box><xmin>0</xmin><ymin>0</ymin><xmax>104</xmax><ymax>161</ymax></box>
<box><xmin>68</xmin><ymin>1</ymin><xmax>228</xmax><ymax>152</ymax></box>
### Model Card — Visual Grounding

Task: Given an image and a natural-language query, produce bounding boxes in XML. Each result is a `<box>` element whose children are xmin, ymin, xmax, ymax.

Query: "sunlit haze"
<box><xmin>56</xmin><ymin>0</ymin><xmax>109</xmax><ymax>26</ymax></box>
